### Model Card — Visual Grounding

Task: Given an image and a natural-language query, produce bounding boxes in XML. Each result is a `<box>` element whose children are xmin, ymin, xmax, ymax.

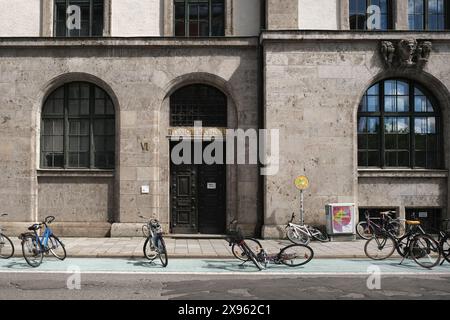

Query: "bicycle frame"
<box><xmin>31</xmin><ymin>224</ymin><xmax>53</xmax><ymax>253</ymax></box>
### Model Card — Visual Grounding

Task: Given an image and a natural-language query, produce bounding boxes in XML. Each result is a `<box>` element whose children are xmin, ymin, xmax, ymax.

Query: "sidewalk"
<box><xmin>10</xmin><ymin>237</ymin><xmax>376</xmax><ymax>259</ymax></box>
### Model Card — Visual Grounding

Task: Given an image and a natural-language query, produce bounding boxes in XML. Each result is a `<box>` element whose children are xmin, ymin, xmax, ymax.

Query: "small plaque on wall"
<box><xmin>207</xmin><ymin>183</ymin><xmax>216</xmax><ymax>190</ymax></box>
<box><xmin>141</xmin><ymin>185</ymin><xmax>150</xmax><ymax>194</ymax></box>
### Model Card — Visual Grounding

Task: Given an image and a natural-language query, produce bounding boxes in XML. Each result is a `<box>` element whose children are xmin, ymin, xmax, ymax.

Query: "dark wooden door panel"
<box><xmin>171</xmin><ymin>164</ymin><xmax>197</xmax><ymax>234</ymax></box>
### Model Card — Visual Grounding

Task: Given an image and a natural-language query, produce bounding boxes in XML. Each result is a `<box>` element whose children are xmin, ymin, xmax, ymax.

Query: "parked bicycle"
<box><xmin>19</xmin><ymin>216</ymin><xmax>66</xmax><ymax>267</ymax></box>
<box><xmin>227</xmin><ymin>220</ymin><xmax>314</xmax><ymax>270</ymax></box>
<box><xmin>0</xmin><ymin>214</ymin><xmax>14</xmax><ymax>259</ymax></box>
<box><xmin>364</xmin><ymin>215</ymin><xmax>441</xmax><ymax>269</ymax></box>
<box><xmin>140</xmin><ymin>215</ymin><xmax>168</xmax><ymax>267</ymax></box>
<box><xmin>438</xmin><ymin>219</ymin><xmax>450</xmax><ymax>265</ymax></box>
<box><xmin>285</xmin><ymin>213</ymin><xmax>329</xmax><ymax>245</ymax></box>
<box><xmin>356</xmin><ymin>210</ymin><xmax>405</xmax><ymax>240</ymax></box>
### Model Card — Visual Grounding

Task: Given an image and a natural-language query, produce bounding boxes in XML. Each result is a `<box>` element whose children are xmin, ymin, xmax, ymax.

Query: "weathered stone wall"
<box><xmin>262</xmin><ymin>32</ymin><xmax>450</xmax><ymax>238</ymax></box>
<box><xmin>0</xmin><ymin>38</ymin><xmax>259</xmax><ymax>237</ymax></box>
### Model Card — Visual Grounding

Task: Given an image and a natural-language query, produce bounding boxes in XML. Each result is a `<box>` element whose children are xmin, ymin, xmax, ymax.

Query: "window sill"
<box><xmin>37</xmin><ymin>169</ymin><xmax>115</xmax><ymax>178</ymax></box>
<box><xmin>358</xmin><ymin>169</ymin><xmax>448</xmax><ymax>178</ymax></box>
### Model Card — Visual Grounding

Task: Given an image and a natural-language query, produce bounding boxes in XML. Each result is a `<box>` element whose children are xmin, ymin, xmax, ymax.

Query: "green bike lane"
<box><xmin>0</xmin><ymin>258</ymin><xmax>449</xmax><ymax>275</ymax></box>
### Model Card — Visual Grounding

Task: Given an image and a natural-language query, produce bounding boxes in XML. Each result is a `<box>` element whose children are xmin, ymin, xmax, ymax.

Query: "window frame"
<box><xmin>54</xmin><ymin>0</ymin><xmax>104</xmax><ymax>37</ymax></box>
<box><xmin>174</xmin><ymin>0</ymin><xmax>225</xmax><ymax>37</ymax></box>
<box><xmin>349</xmin><ymin>0</ymin><xmax>394</xmax><ymax>30</ymax></box>
<box><xmin>41</xmin><ymin>82</ymin><xmax>115</xmax><ymax>170</ymax></box>
<box><xmin>408</xmin><ymin>0</ymin><xmax>450</xmax><ymax>30</ymax></box>
<box><xmin>358</xmin><ymin>79</ymin><xmax>443</xmax><ymax>169</ymax></box>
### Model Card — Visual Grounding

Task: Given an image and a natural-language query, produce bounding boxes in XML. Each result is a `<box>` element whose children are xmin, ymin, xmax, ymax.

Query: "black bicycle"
<box><xmin>227</xmin><ymin>220</ymin><xmax>314</xmax><ymax>270</ymax></box>
<box><xmin>364</xmin><ymin>217</ymin><xmax>441</xmax><ymax>269</ymax></box>
<box><xmin>140</xmin><ymin>216</ymin><xmax>168</xmax><ymax>267</ymax></box>
<box><xmin>0</xmin><ymin>214</ymin><xmax>14</xmax><ymax>259</ymax></box>
<box><xmin>356</xmin><ymin>210</ymin><xmax>405</xmax><ymax>240</ymax></box>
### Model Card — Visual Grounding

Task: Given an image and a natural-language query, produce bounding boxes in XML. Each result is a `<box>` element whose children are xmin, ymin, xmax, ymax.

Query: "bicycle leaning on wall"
<box><xmin>285</xmin><ymin>213</ymin><xmax>329</xmax><ymax>245</ymax></box>
<box><xmin>140</xmin><ymin>215</ymin><xmax>168</xmax><ymax>267</ymax></box>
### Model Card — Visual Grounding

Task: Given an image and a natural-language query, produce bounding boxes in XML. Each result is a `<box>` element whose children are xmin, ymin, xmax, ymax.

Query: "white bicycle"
<box><xmin>286</xmin><ymin>213</ymin><xmax>329</xmax><ymax>245</ymax></box>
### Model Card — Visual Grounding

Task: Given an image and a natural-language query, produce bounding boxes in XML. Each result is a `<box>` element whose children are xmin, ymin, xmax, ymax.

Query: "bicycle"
<box><xmin>285</xmin><ymin>213</ymin><xmax>329</xmax><ymax>245</ymax></box>
<box><xmin>356</xmin><ymin>210</ymin><xmax>405</xmax><ymax>240</ymax></box>
<box><xmin>0</xmin><ymin>214</ymin><xmax>14</xmax><ymax>259</ymax></box>
<box><xmin>226</xmin><ymin>220</ymin><xmax>265</xmax><ymax>270</ymax></box>
<box><xmin>19</xmin><ymin>216</ymin><xmax>66</xmax><ymax>268</ymax></box>
<box><xmin>227</xmin><ymin>220</ymin><xmax>314</xmax><ymax>270</ymax></box>
<box><xmin>438</xmin><ymin>219</ymin><xmax>450</xmax><ymax>265</ymax></box>
<box><xmin>140</xmin><ymin>215</ymin><xmax>168</xmax><ymax>267</ymax></box>
<box><xmin>364</xmin><ymin>216</ymin><xmax>441</xmax><ymax>269</ymax></box>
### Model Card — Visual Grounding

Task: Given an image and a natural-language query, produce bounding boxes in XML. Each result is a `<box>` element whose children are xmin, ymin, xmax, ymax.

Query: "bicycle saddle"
<box><xmin>28</xmin><ymin>224</ymin><xmax>41</xmax><ymax>231</ymax></box>
<box><xmin>380</xmin><ymin>211</ymin><xmax>394</xmax><ymax>216</ymax></box>
<box><xmin>406</xmin><ymin>220</ymin><xmax>421</xmax><ymax>226</ymax></box>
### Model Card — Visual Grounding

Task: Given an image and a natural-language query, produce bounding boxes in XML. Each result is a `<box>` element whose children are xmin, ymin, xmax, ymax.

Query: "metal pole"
<box><xmin>300</xmin><ymin>190</ymin><xmax>304</xmax><ymax>225</ymax></box>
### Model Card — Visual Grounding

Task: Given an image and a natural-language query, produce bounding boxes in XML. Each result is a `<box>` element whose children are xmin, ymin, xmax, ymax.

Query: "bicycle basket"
<box><xmin>225</xmin><ymin>229</ymin><xmax>244</xmax><ymax>244</ymax></box>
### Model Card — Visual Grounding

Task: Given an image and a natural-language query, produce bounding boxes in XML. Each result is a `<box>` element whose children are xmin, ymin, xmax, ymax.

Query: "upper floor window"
<box><xmin>174</xmin><ymin>0</ymin><xmax>225</xmax><ymax>37</ymax></box>
<box><xmin>54</xmin><ymin>0</ymin><xmax>104</xmax><ymax>37</ymax></box>
<box><xmin>350</xmin><ymin>0</ymin><xmax>392</xmax><ymax>30</ymax></box>
<box><xmin>408</xmin><ymin>0</ymin><xmax>450</xmax><ymax>30</ymax></box>
<box><xmin>358</xmin><ymin>79</ymin><xmax>442</xmax><ymax>169</ymax></box>
<box><xmin>41</xmin><ymin>82</ymin><xmax>115</xmax><ymax>169</ymax></box>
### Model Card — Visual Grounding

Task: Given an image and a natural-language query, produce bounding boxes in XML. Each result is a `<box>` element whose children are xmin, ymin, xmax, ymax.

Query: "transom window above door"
<box><xmin>41</xmin><ymin>82</ymin><xmax>115</xmax><ymax>169</ymax></box>
<box><xmin>174</xmin><ymin>0</ymin><xmax>225</xmax><ymax>37</ymax></box>
<box><xmin>54</xmin><ymin>0</ymin><xmax>104</xmax><ymax>37</ymax></box>
<box><xmin>358</xmin><ymin>79</ymin><xmax>442</xmax><ymax>169</ymax></box>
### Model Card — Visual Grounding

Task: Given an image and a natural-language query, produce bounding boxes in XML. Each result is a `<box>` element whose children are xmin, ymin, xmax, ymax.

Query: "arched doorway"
<box><xmin>169</xmin><ymin>84</ymin><xmax>227</xmax><ymax>234</ymax></box>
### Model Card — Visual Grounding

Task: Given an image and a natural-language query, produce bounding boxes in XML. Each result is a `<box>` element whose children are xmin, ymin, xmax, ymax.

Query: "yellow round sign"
<box><xmin>294</xmin><ymin>176</ymin><xmax>309</xmax><ymax>190</ymax></box>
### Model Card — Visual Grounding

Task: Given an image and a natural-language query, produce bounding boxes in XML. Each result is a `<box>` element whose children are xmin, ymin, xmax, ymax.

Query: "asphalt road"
<box><xmin>0</xmin><ymin>273</ymin><xmax>450</xmax><ymax>300</ymax></box>
<box><xmin>0</xmin><ymin>258</ymin><xmax>449</xmax><ymax>300</ymax></box>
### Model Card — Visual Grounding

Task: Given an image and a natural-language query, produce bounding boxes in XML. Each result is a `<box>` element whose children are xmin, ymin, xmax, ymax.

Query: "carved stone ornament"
<box><xmin>380</xmin><ymin>39</ymin><xmax>432</xmax><ymax>68</ymax></box>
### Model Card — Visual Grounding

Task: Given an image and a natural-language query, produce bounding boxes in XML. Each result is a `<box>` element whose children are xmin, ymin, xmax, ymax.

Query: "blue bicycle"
<box><xmin>19</xmin><ymin>216</ymin><xmax>66</xmax><ymax>267</ymax></box>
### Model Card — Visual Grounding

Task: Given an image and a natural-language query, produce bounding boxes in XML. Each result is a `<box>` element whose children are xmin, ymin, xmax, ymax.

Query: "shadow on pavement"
<box><xmin>126</xmin><ymin>259</ymin><xmax>167</xmax><ymax>269</ymax></box>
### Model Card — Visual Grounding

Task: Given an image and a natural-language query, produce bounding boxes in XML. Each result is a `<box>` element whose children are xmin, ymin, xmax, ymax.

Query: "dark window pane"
<box><xmin>415</xmin><ymin>151</ymin><xmax>426</xmax><ymax>167</ymax></box>
<box><xmin>398</xmin><ymin>152</ymin><xmax>410</xmax><ymax>166</ymax></box>
<box><xmin>385</xmin><ymin>134</ymin><xmax>396</xmax><ymax>149</ymax></box>
<box><xmin>358</xmin><ymin>151</ymin><xmax>368</xmax><ymax>166</ymax></box>
<box><xmin>368</xmin><ymin>151</ymin><xmax>380</xmax><ymax>166</ymax></box>
<box><xmin>368</xmin><ymin>135</ymin><xmax>379</xmax><ymax>149</ymax></box>
<box><xmin>54</xmin><ymin>0</ymin><xmax>104</xmax><ymax>37</ymax></box>
<box><xmin>385</xmin><ymin>151</ymin><xmax>397</xmax><ymax>166</ymax></box>
<box><xmin>358</xmin><ymin>135</ymin><xmax>367</xmax><ymax>149</ymax></box>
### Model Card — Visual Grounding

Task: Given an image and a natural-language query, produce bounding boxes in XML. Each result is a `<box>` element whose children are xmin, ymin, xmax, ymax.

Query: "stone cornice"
<box><xmin>0</xmin><ymin>37</ymin><xmax>259</xmax><ymax>48</ymax></box>
<box><xmin>260</xmin><ymin>31</ymin><xmax>450</xmax><ymax>43</ymax></box>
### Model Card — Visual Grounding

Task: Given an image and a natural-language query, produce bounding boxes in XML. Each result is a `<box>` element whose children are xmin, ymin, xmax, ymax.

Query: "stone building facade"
<box><xmin>0</xmin><ymin>0</ymin><xmax>449</xmax><ymax>237</ymax></box>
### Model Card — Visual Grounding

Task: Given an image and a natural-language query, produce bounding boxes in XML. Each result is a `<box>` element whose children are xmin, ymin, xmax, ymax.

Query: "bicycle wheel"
<box><xmin>279</xmin><ymin>244</ymin><xmax>314</xmax><ymax>267</ymax></box>
<box><xmin>21</xmin><ymin>235</ymin><xmax>43</xmax><ymax>268</ymax></box>
<box><xmin>364</xmin><ymin>234</ymin><xmax>395</xmax><ymax>260</ymax></box>
<box><xmin>388</xmin><ymin>220</ymin><xmax>406</xmax><ymax>238</ymax></box>
<box><xmin>157</xmin><ymin>237</ymin><xmax>168</xmax><ymax>267</ymax></box>
<box><xmin>286</xmin><ymin>227</ymin><xmax>310</xmax><ymax>245</ymax></box>
<box><xmin>143</xmin><ymin>237</ymin><xmax>158</xmax><ymax>260</ymax></box>
<box><xmin>0</xmin><ymin>233</ymin><xmax>14</xmax><ymax>259</ymax></box>
<box><xmin>241</xmin><ymin>243</ymin><xmax>264</xmax><ymax>271</ymax></box>
<box><xmin>47</xmin><ymin>235</ymin><xmax>66</xmax><ymax>260</ymax></box>
<box><xmin>410</xmin><ymin>234</ymin><xmax>441</xmax><ymax>269</ymax></box>
<box><xmin>310</xmin><ymin>227</ymin><xmax>329</xmax><ymax>242</ymax></box>
<box><xmin>232</xmin><ymin>238</ymin><xmax>262</xmax><ymax>261</ymax></box>
<box><xmin>441</xmin><ymin>235</ymin><xmax>450</xmax><ymax>264</ymax></box>
<box><xmin>356</xmin><ymin>221</ymin><xmax>373</xmax><ymax>240</ymax></box>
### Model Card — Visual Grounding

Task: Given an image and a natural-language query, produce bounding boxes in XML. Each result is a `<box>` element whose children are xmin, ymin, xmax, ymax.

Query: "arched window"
<box><xmin>350</xmin><ymin>0</ymin><xmax>393</xmax><ymax>30</ymax></box>
<box><xmin>170</xmin><ymin>84</ymin><xmax>227</xmax><ymax>127</ymax></box>
<box><xmin>358</xmin><ymin>79</ymin><xmax>441</xmax><ymax>168</ymax></box>
<box><xmin>41</xmin><ymin>82</ymin><xmax>115</xmax><ymax>169</ymax></box>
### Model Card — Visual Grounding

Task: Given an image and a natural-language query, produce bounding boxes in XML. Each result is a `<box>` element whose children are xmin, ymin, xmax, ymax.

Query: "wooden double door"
<box><xmin>170</xmin><ymin>142</ymin><xmax>226</xmax><ymax>234</ymax></box>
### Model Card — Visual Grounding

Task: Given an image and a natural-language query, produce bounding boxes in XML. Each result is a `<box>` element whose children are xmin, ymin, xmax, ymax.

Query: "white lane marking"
<box><xmin>0</xmin><ymin>270</ymin><xmax>449</xmax><ymax>276</ymax></box>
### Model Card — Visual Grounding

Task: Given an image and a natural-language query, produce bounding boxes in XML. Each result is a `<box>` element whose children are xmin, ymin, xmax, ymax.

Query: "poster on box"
<box><xmin>331</xmin><ymin>205</ymin><xmax>354</xmax><ymax>234</ymax></box>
